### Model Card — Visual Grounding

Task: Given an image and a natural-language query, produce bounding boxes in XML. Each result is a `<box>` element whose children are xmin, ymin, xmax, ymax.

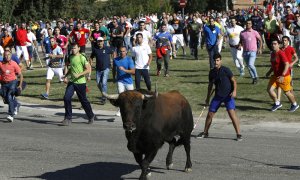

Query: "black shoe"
<box><xmin>61</xmin><ymin>119</ymin><xmax>71</xmax><ymax>126</ymax></box>
<box><xmin>236</xmin><ymin>134</ymin><xmax>243</xmax><ymax>141</ymax></box>
<box><xmin>99</xmin><ymin>99</ymin><xmax>106</xmax><ymax>105</ymax></box>
<box><xmin>252</xmin><ymin>78</ymin><xmax>258</xmax><ymax>84</ymax></box>
<box><xmin>27</xmin><ymin>67</ymin><xmax>34</xmax><ymax>70</ymax></box>
<box><xmin>196</xmin><ymin>132</ymin><xmax>208</xmax><ymax>139</ymax></box>
<box><xmin>88</xmin><ymin>115</ymin><xmax>95</xmax><ymax>124</ymax></box>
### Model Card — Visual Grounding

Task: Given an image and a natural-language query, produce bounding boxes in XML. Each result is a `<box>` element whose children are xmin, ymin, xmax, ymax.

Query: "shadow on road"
<box><xmin>233</xmin><ymin>156</ymin><xmax>300</xmax><ymax>170</ymax></box>
<box><xmin>15</xmin><ymin>162</ymin><xmax>140</xmax><ymax>180</ymax></box>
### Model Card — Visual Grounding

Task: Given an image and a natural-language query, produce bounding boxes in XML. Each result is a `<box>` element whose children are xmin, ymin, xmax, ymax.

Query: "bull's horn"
<box><xmin>141</xmin><ymin>94</ymin><xmax>153</xmax><ymax>99</ymax></box>
<box><xmin>102</xmin><ymin>92</ymin><xmax>119</xmax><ymax>100</ymax></box>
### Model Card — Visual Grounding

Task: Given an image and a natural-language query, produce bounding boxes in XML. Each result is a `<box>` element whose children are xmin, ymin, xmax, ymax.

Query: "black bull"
<box><xmin>103</xmin><ymin>90</ymin><xmax>194</xmax><ymax>180</ymax></box>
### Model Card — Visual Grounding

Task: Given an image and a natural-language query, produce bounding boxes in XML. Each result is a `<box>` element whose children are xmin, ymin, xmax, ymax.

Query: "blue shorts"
<box><xmin>209</xmin><ymin>95</ymin><xmax>236</xmax><ymax>112</ymax></box>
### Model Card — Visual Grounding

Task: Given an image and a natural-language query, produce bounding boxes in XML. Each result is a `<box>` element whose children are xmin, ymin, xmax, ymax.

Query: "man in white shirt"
<box><xmin>133</xmin><ymin>21</ymin><xmax>152</xmax><ymax>46</ymax></box>
<box><xmin>26</xmin><ymin>27</ymin><xmax>37</xmax><ymax>70</ymax></box>
<box><xmin>226</xmin><ymin>18</ymin><xmax>245</xmax><ymax>76</ymax></box>
<box><xmin>41</xmin><ymin>37</ymin><xmax>64</xmax><ymax>99</ymax></box>
<box><xmin>132</xmin><ymin>33</ymin><xmax>152</xmax><ymax>90</ymax></box>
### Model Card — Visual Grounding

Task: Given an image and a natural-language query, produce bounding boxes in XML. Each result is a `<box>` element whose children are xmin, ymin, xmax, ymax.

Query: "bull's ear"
<box><xmin>109</xmin><ymin>99</ymin><xmax>119</xmax><ymax>107</ymax></box>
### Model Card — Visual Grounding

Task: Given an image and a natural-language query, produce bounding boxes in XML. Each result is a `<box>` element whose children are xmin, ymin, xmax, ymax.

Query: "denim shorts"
<box><xmin>209</xmin><ymin>95</ymin><xmax>236</xmax><ymax>112</ymax></box>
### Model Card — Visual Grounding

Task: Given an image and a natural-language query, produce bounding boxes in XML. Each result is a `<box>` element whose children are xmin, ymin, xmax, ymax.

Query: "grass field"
<box><xmin>18</xmin><ymin>46</ymin><xmax>300</xmax><ymax>122</ymax></box>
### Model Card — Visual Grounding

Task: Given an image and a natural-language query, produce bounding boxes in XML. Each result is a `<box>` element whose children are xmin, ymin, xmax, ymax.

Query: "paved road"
<box><xmin>0</xmin><ymin>101</ymin><xmax>299</xmax><ymax>180</ymax></box>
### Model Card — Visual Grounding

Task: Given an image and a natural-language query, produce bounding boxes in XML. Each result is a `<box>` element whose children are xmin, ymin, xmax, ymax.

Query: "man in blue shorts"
<box><xmin>197</xmin><ymin>53</ymin><xmax>242</xmax><ymax>141</ymax></box>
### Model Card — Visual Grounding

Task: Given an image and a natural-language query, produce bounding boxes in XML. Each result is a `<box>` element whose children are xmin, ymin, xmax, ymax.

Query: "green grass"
<box><xmin>20</xmin><ymin>47</ymin><xmax>300</xmax><ymax>122</ymax></box>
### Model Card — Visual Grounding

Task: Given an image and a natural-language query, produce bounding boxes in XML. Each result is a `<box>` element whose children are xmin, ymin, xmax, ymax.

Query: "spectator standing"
<box><xmin>197</xmin><ymin>53</ymin><xmax>242</xmax><ymax>141</ymax></box>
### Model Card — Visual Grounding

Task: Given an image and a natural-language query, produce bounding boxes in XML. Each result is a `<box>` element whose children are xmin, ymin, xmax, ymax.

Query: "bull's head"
<box><xmin>102</xmin><ymin>90</ymin><xmax>155</xmax><ymax>132</ymax></box>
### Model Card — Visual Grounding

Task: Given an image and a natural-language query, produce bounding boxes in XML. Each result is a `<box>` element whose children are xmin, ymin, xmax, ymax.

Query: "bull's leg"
<box><xmin>134</xmin><ymin>152</ymin><xmax>143</xmax><ymax>168</ymax></box>
<box><xmin>183</xmin><ymin>136</ymin><xmax>192</xmax><ymax>172</ymax></box>
<box><xmin>166</xmin><ymin>138</ymin><xmax>176</xmax><ymax>169</ymax></box>
<box><xmin>139</xmin><ymin>150</ymin><xmax>158</xmax><ymax>180</ymax></box>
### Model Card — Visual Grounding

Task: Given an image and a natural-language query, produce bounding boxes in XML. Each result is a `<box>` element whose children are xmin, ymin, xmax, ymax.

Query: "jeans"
<box><xmin>124</xmin><ymin>36</ymin><xmax>132</xmax><ymax>52</ymax></box>
<box><xmin>189</xmin><ymin>37</ymin><xmax>199</xmax><ymax>59</ymax></box>
<box><xmin>156</xmin><ymin>50</ymin><xmax>170</xmax><ymax>75</ymax></box>
<box><xmin>230</xmin><ymin>47</ymin><xmax>244</xmax><ymax>70</ymax></box>
<box><xmin>1</xmin><ymin>80</ymin><xmax>18</xmax><ymax>116</ymax></box>
<box><xmin>243</xmin><ymin>51</ymin><xmax>258</xmax><ymax>79</ymax></box>
<box><xmin>135</xmin><ymin>69</ymin><xmax>151</xmax><ymax>90</ymax></box>
<box><xmin>96</xmin><ymin>68</ymin><xmax>110</xmax><ymax>100</ymax></box>
<box><xmin>207</xmin><ymin>45</ymin><xmax>219</xmax><ymax>69</ymax></box>
<box><xmin>64</xmin><ymin>82</ymin><xmax>94</xmax><ymax>120</ymax></box>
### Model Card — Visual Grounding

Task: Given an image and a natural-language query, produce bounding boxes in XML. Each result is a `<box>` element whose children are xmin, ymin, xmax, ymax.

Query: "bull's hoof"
<box><xmin>184</xmin><ymin>168</ymin><xmax>192</xmax><ymax>172</ymax></box>
<box><xmin>167</xmin><ymin>163</ymin><xmax>173</xmax><ymax>170</ymax></box>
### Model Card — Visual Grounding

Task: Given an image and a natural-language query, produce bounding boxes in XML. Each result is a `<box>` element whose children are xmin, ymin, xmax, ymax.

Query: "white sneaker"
<box><xmin>14</xmin><ymin>103</ymin><xmax>21</xmax><ymax>115</ymax></box>
<box><xmin>7</xmin><ymin>115</ymin><xmax>14</xmax><ymax>122</ymax></box>
<box><xmin>115</xmin><ymin>109</ymin><xmax>121</xmax><ymax>117</ymax></box>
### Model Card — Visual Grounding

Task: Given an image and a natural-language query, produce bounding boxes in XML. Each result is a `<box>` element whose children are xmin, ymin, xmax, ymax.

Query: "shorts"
<box><xmin>46</xmin><ymin>67</ymin><xmax>64</xmax><ymax>81</ymax></box>
<box><xmin>172</xmin><ymin>34</ymin><xmax>185</xmax><ymax>46</ymax></box>
<box><xmin>16</xmin><ymin>45</ymin><xmax>29</xmax><ymax>60</ymax></box>
<box><xmin>209</xmin><ymin>95</ymin><xmax>236</xmax><ymax>112</ymax></box>
<box><xmin>117</xmin><ymin>82</ymin><xmax>134</xmax><ymax>93</ymax></box>
<box><xmin>268</xmin><ymin>75</ymin><xmax>292</xmax><ymax>92</ymax></box>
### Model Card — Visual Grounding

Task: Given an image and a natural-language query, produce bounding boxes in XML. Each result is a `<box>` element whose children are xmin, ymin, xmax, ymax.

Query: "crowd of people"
<box><xmin>0</xmin><ymin>0</ymin><xmax>299</xmax><ymax>138</ymax></box>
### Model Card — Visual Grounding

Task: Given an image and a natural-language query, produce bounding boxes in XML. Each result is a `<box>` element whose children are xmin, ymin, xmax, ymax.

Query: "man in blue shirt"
<box><xmin>197</xmin><ymin>53</ymin><xmax>242</xmax><ymax>141</ymax></box>
<box><xmin>113</xmin><ymin>46</ymin><xmax>135</xmax><ymax>116</ymax></box>
<box><xmin>153</xmin><ymin>24</ymin><xmax>172</xmax><ymax>77</ymax></box>
<box><xmin>203</xmin><ymin>17</ymin><xmax>222</xmax><ymax>69</ymax></box>
<box><xmin>89</xmin><ymin>37</ymin><xmax>116</xmax><ymax>105</ymax></box>
<box><xmin>43</xmin><ymin>28</ymin><xmax>53</xmax><ymax>66</ymax></box>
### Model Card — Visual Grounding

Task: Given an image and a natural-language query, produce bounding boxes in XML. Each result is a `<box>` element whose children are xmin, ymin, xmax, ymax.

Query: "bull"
<box><xmin>102</xmin><ymin>89</ymin><xmax>193</xmax><ymax>180</ymax></box>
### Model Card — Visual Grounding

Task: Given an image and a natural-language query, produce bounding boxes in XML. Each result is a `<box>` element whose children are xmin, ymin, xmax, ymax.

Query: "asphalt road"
<box><xmin>0</xmin><ymin>101</ymin><xmax>299</xmax><ymax>180</ymax></box>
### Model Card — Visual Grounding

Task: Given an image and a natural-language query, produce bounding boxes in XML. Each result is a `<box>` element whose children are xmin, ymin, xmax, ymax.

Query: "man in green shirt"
<box><xmin>62</xmin><ymin>43</ymin><xmax>95</xmax><ymax>126</ymax></box>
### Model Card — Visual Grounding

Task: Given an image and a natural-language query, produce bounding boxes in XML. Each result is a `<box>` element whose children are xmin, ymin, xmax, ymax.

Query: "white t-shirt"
<box><xmin>27</xmin><ymin>31</ymin><xmax>37</xmax><ymax>46</ymax></box>
<box><xmin>0</xmin><ymin>46</ymin><xmax>4</xmax><ymax>56</ymax></box>
<box><xmin>132</xmin><ymin>43</ymin><xmax>152</xmax><ymax>69</ymax></box>
<box><xmin>133</xmin><ymin>30</ymin><xmax>152</xmax><ymax>45</ymax></box>
<box><xmin>226</xmin><ymin>25</ymin><xmax>244</xmax><ymax>46</ymax></box>
<box><xmin>125</xmin><ymin>21</ymin><xmax>132</xmax><ymax>37</ymax></box>
<box><xmin>40</xmin><ymin>28</ymin><xmax>48</xmax><ymax>38</ymax></box>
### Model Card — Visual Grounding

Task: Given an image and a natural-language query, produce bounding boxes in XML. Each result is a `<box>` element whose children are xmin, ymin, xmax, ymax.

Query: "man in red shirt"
<box><xmin>0</xmin><ymin>50</ymin><xmax>23</xmax><ymax>122</ymax></box>
<box><xmin>69</xmin><ymin>22</ymin><xmax>90</xmax><ymax>53</ymax></box>
<box><xmin>15</xmin><ymin>23</ymin><xmax>31</xmax><ymax>70</ymax></box>
<box><xmin>266</xmin><ymin>39</ymin><xmax>299</xmax><ymax>112</ymax></box>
